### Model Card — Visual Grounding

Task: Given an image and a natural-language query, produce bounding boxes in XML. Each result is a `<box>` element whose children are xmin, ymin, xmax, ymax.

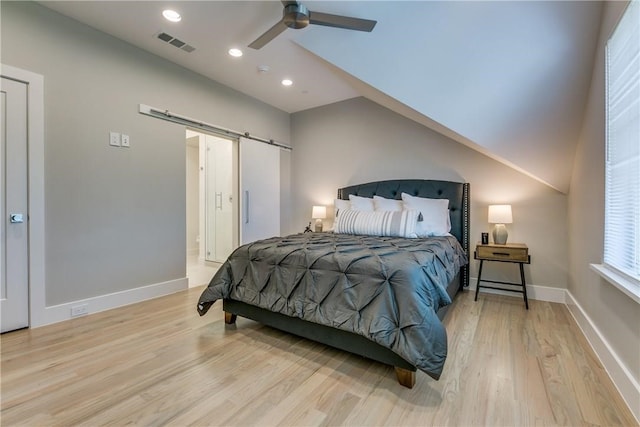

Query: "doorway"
<box><xmin>185</xmin><ymin>129</ymin><xmax>236</xmax><ymax>287</ymax></box>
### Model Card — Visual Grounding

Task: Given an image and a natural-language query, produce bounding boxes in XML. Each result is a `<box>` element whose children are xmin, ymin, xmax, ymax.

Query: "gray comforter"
<box><xmin>197</xmin><ymin>232</ymin><xmax>468</xmax><ymax>379</ymax></box>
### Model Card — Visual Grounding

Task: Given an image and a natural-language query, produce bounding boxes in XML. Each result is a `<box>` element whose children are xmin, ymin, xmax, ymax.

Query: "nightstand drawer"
<box><xmin>476</xmin><ymin>244</ymin><xmax>529</xmax><ymax>262</ymax></box>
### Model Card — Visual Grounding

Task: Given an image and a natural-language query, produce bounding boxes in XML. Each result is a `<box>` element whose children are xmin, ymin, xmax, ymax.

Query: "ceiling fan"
<box><xmin>249</xmin><ymin>0</ymin><xmax>377</xmax><ymax>49</ymax></box>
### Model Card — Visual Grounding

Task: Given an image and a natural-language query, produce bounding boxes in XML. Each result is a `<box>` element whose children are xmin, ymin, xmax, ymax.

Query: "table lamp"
<box><xmin>312</xmin><ymin>205</ymin><xmax>326</xmax><ymax>232</ymax></box>
<box><xmin>488</xmin><ymin>204</ymin><xmax>512</xmax><ymax>245</ymax></box>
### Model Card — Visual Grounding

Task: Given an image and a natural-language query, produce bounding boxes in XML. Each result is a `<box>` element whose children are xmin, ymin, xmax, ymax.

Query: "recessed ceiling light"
<box><xmin>281</xmin><ymin>79</ymin><xmax>293</xmax><ymax>87</ymax></box>
<box><xmin>162</xmin><ymin>9</ymin><xmax>181</xmax><ymax>22</ymax></box>
<box><xmin>228</xmin><ymin>48</ymin><xmax>243</xmax><ymax>58</ymax></box>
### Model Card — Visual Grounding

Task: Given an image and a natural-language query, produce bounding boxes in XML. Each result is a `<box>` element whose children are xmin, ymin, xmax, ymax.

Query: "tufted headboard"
<box><xmin>338</xmin><ymin>179</ymin><xmax>470</xmax><ymax>288</ymax></box>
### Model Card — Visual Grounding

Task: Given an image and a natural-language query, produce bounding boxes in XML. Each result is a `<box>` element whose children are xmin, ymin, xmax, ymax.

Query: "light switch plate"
<box><xmin>109</xmin><ymin>132</ymin><xmax>121</xmax><ymax>147</ymax></box>
<box><xmin>121</xmin><ymin>134</ymin><xmax>130</xmax><ymax>147</ymax></box>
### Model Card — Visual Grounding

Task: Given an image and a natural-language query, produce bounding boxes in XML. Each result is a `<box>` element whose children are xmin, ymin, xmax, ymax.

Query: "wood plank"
<box><xmin>1</xmin><ymin>287</ymin><xmax>636</xmax><ymax>426</ymax></box>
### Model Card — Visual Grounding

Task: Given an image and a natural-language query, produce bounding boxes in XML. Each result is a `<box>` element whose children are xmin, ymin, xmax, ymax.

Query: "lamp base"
<box><xmin>314</xmin><ymin>218</ymin><xmax>323</xmax><ymax>232</ymax></box>
<box><xmin>492</xmin><ymin>224</ymin><xmax>508</xmax><ymax>245</ymax></box>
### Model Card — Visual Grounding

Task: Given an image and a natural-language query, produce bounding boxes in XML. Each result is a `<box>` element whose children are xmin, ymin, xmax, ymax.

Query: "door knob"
<box><xmin>9</xmin><ymin>213</ymin><xmax>24</xmax><ymax>223</ymax></box>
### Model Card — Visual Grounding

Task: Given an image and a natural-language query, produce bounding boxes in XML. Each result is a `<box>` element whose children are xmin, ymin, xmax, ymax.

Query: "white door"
<box><xmin>239</xmin><ymin>137</ymin><xmax>280</xmax><ymax>244</ymax></box>
<box><xmin>1</xmin><ymin>77</ymin><xmax>29</xmax><ymax>332</ymax></box>
<box><xmin>205</xmin><ymin>135</ymin><xmax>233</xmax><ymax>262</ymax></box>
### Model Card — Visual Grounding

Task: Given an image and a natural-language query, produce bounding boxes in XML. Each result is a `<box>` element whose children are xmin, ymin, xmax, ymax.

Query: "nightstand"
<box><xmin>474</xmin><ymin>242</ymin><xmax>530</xmax><ymax>309</ymax></box>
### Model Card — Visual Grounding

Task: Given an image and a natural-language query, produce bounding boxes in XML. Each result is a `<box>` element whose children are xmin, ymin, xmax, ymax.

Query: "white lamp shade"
<box><xmin>312</xmin><ymin>205</ymin><xmax>327</xmax><ymax>219</ymax></box>
<box><xmin>488</xmin><ymin>205</ymin><xmax>513</xmax><ymax>224</ymax></box>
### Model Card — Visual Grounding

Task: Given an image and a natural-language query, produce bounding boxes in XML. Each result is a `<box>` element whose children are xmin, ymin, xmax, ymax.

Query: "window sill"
<box><xmin>590</xmin><ymin>264</ymin><xmax>640</xmax><ymax>305</ymax></box>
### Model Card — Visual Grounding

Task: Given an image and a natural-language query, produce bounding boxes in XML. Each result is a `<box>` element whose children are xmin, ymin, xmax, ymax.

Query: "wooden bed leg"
<box><xmin>394</xmin><ymin>367</ymin><xmax>416</xmax><ymax>389</ymax></box>
<box><xmin>224</xmin><ymin>312</ymin><xmax>237</xmax><ymax>325</ymax></box>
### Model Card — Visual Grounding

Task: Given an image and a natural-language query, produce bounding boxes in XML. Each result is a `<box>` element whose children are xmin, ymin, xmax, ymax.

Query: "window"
<box><xmin>594</xmin><ymin>0</ymin><xmax>640</xmax><ymax>302</ymax></box>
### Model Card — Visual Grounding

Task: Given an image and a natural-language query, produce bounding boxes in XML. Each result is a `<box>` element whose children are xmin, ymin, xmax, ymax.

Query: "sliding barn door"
<box><xmin>239</xmin><ymin>137</ymin><xmax>280</xmax><ymax>244</ymax></box>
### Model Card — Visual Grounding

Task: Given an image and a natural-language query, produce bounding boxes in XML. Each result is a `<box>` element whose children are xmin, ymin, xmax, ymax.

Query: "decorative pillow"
<box><xmin>373</xmin><ymin>195</ymin><xmax>403</xmax><ymax>211</ymax></box>
<box><xmin>334</xmin><ymin>209</ymin><xmax>418</xmax><ymax>238</ymax></box>
<box><xmin>401</xmin><ymin>193</ymin><xmax>450</xmax><ymax>237</ymax></box>
<box><xmin>334</xmin><ymin>198</ymin><xmax>351</xmax><ymax>219</ymax></box>
<box><xmin>348</xmin><ymin>194</ymin><xmax>375</xmax><ymax>211</ymax></box>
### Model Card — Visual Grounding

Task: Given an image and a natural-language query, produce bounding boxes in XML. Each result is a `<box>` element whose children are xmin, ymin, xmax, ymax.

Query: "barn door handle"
<box><xmin>244</xmin><ymin>191</ymin><xmax>249</xmax><ymax>224</ymax></box>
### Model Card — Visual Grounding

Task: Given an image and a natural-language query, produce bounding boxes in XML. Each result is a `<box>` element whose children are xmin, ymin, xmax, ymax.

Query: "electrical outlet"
<box><xmin>121</xmin><ymin>134</ymin><xmax>130</xmax><ymax>148</ymax></box>
<box><xmin>109</xmin><ymin>132</ymin><xmax>121</xmax><ymax>147</ymax></box>
<box><xmin>71</xmin><ymin>304</ymin><xmax>89</xmax><ymax>317</ymax></box>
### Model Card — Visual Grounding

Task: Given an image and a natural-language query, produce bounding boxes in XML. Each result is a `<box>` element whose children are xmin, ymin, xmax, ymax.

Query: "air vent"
<box><xmin>156</xmin><ymin>32</ymin><xmax>196</xmax><ymax>53</ymax></box>
<box><xmin>169</xmin><ymin>38</ymin><xmax>186</xmax><ymax>48</ymax></box>
<box><xmin>157</xmin><ymin>32</ymin><xmax>173</xmax><ymax>42</ymax></box>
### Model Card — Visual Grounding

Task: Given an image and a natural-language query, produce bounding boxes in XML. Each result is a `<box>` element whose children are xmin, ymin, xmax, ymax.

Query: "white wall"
<box><xmin>568</xmin><ymin>0</ymin><xmax>640</xmax><ymax>405</ymax></box>
<box><xmin>295</xmin><ymin>1</ymin><xmax>602</xmax><ymax>193</ymax></box>
<box><xmin>290</xmin><ymin>97</ymin><xmax>568</xmax><ymax>289</ymax></box>
<box><xmin>1</xmin><ymin>2</ymin><xmax>290</xmax><ymax>307</ymax></box>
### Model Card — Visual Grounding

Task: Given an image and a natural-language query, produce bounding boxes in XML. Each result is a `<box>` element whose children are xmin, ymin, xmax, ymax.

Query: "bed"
<box><xmin>197</xmin><ymin>179</ymin><xmax>470</xmax><ymax>388</ymax></box>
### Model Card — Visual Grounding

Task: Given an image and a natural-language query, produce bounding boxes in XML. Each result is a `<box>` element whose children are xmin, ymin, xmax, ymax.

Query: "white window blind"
<box><xmin>605</xmin><ymin>0</ymin><xmax>640</xmax><ymax>283</ymax></box>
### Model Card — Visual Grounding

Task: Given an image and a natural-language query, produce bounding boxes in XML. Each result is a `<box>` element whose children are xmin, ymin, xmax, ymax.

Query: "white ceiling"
<box><xmin>39</xmin><ymin>0</ymin><xmax>363</xmax><ymax>113</ymax></box>
<box><xmin>40</xmin><ymin>1</ymin><xmax>603</xmax><ymax>193</ymax></box>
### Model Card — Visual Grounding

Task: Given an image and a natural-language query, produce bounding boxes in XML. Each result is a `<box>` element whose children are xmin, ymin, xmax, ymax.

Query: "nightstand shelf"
<box><xmin>474</xmin><ymin>242</ymin><xmax>530</xmax><ymax>309</ymax></box>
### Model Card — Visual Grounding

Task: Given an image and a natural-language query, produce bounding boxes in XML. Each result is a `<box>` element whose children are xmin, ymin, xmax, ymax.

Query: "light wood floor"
<box><xmin>1</xmin><ymin>287</ymin><xmax>637</xmax><ymax>426</ymax></box>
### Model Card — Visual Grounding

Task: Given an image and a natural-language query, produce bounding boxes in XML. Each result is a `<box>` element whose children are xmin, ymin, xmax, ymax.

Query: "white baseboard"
<box><xmin>469</xmin><ymin>277</ymin><xmax>566</xmax><ymax>303</ymax></box>
<box><xmin>33</xmin><ymin>277</ymin><xmax>188</xmax><ymax>328</ymax></box>
<box><xmin>565</xmin><ymin>291</ymin><xmax>640</xmax><ymax>424</ymax></box>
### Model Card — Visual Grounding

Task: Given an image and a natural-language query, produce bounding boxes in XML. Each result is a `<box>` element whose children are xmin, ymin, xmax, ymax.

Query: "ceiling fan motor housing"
<box><xmin>283</xmin><ymin>4</ymin><xmax>309</xmax><ymax>29</ymax></box>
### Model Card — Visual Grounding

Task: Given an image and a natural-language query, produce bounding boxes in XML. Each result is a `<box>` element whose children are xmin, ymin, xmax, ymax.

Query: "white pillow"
<box><xmin>334</xmin><ymin>209</ymin><xmax>418</xmax><ymax>238</ymax></box>
<box><xmin>373</xmin><ymin>195</ymin><xmax>403</xmax><ymax>211</ymax></box>
<box><xmin>401</xmin><ymin>193</ymin><xmax>450</xmax><ymax>237</ymax></box>
<box><xmin>334</xmin><ymin>198</ymin><xmax>351</xmax><ymax>219</ymax></box>
<box><xmin>348</xmin><ymin>194</ymin><xmax>375</xmax><ymax>211</ymax></box>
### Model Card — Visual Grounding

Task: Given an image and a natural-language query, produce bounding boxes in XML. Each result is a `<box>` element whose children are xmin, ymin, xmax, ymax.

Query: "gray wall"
<box><xmin>568</xmin><ymin>0</ymin><xmax>640</xmax><ymax>385</ymax></box>
<box><xmin>290</xmin><ymin>97</ymin><xmax>568</xmax><ymax>288</ymax></box>
<box><xmin>1</xmin><ymin>2</ymin><xmax>290</xmax><ymax>305</ymax></box>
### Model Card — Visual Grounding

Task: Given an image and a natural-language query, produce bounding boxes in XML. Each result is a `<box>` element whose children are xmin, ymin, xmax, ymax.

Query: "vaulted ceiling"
<box><xmin>40</xmin><ymin>1</ymin><xmax>603</xmax><ymax>193</ymax></box>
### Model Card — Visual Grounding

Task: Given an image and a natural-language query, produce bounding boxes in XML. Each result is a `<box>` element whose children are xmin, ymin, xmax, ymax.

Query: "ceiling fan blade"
<box><xmin>248</xmin><ymin>20</ymin><xmax>288</xmax><ymax>49</ymax></box>
<box><xmin>281</xmin><ymin>0</ymin><xmax>299</xmax><ymax>6</ymax></box>
<box><xmin>308</xmin><ymin>11</ymin><xmax>377</xmax><ymax>32</ymax></box>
